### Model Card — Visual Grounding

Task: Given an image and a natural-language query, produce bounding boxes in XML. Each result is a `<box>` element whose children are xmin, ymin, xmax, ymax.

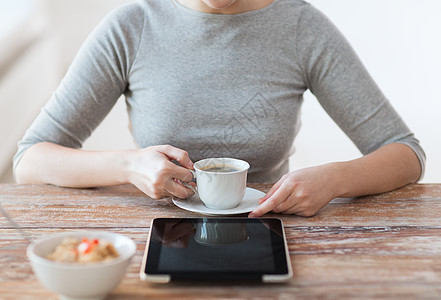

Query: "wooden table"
<box><xmin>1</xmin><ymin>183</ymin><xmax>441</xmax><ymax>299</ymax></box>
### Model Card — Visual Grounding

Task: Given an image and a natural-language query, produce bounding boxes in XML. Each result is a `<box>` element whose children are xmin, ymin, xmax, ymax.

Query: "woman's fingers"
<box><xmin>258</xmin><ymin>179</ymin><xmax>283</xmax><ymax>204</ymax></box>
<box><xmin>249</xmin><ymin>180</ymin><xmax>291</xmax><ymax>218</ymax></box>
<box><xmin>147</xmin><ymin>145</ymin><xmax>195</xmax><ymax>198</ymax></box>
<box><xmin>164</xmin><ymin>177</ymin><xmax>195</xmax><ymax>199</ymax></box>
<box><xmin>128</xmin><ymin>145</ymin><xmax>196</xmax><ymax>199</ymax></box>
<box><xmin>157</xmin><ymin>145</ymin><xmax>194</xmax><ymax>169</ymax></box>
<box><xmin>168</xmin><ymin>163</ymin><xmax>194</xmax><ymax>183</ymax></box>
<box><xmin>250</xmin><ymin>166</ymin><xmax>338</xmax><ymax>218</ymax></box>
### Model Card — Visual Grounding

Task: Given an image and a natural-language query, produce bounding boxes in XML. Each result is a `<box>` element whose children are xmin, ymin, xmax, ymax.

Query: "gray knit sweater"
<box><xmin>14</xmin><ymin>0</ymin><xmax>425</xmax><ymax>182</ymax></box>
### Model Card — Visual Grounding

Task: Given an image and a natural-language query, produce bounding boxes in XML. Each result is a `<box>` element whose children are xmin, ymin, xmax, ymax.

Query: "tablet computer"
<box><xmin>140</xmin><ymin>217</ymin><xmax>292</xmax><ymax>283</ymax></box>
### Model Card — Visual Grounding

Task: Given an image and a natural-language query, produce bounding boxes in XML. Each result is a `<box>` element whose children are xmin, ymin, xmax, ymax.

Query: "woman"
<box><xmin>14</xmin><ymin>0</ymin><xmax>425</xmax><ymax>217</ymax></box>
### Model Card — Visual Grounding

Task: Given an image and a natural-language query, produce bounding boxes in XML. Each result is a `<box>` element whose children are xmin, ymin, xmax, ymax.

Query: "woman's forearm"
<box><xmin>334</xmin><ymin>143</ymin><xmax>421</xmax><ymax>198</ymax></box>
<box><xmin>15</xmin><ymin>142</ymin><xmax>130</xmax><ymax>187</ymax></box>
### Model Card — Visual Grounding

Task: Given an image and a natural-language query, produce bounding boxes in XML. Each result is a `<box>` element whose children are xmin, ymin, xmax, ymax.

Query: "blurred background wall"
<box><xmin>0</xmin><ymin>0</ymin><xmax>439</xmax><ymax>183</ymax></box>
<box><xmin>291</xmin><ymin>0</ymin><xmax>441</xmax><ymax>183</ymax></box>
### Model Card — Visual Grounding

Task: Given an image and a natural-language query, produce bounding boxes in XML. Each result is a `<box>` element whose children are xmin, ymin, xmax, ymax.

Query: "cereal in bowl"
<box><xmin>47</xmin><ymin>237</ymin><xmax>119</xmax><ymax>263</ymax></box>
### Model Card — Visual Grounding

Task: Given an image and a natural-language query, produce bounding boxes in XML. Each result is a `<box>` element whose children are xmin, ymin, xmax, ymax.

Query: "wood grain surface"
<box><xmin>1</xmin><ymin>183</ymin><xmax>441</xmax><ymax>299</ymax></box>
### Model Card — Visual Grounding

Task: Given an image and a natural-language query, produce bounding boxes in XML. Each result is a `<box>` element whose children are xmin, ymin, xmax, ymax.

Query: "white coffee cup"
<box><xmin>187</xmin><ymin>158</ymin><xmax>250</xmax><ymax>210</ymax></box>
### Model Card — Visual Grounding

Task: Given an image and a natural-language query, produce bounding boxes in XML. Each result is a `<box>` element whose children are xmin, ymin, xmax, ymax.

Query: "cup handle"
<box><xmin>181</xmin><ymin>181</ymin><xmax>197</xmax><ymax>195</ymax></box>
<box><xmin>180</xmin><ymin>170</ymin><xmax>197</xmax><ymax>199</ymax></box>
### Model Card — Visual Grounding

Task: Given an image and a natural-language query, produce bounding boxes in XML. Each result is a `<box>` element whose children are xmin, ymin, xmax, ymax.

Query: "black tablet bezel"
<box><xmin>139</xmin><ymin>217</ymin><xmax>292</xmax><ymax>283</ymax></box>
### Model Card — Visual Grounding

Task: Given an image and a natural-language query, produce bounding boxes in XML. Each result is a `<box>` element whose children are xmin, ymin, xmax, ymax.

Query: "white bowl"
<box><xmin>27</xmin><ymin>231</ymin><xmax>136</xmax><ymax>300</ymax></box>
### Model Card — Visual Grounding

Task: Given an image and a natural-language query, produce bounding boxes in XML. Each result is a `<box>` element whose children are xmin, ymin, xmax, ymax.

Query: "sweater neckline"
<box><xmin>172</xmin><ymin>0</ymin><xmax>279</xmax><ymax>19</ymax></box>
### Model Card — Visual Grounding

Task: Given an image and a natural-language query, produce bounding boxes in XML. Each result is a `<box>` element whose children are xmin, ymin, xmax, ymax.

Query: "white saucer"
<box><xmin>172</xmin><ymin>187</ymin><xmax>265</xmax><ymax>216</ymax></box>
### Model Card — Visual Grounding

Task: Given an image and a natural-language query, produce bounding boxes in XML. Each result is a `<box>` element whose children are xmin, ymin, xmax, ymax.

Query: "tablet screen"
<box><xmin>140</xmin><ymin>218</ymin><xmax>292</xmax><ymax>282</ymax></box>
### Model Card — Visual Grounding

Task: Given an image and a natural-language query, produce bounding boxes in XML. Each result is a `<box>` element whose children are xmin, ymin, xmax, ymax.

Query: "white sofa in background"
<box><xmin>0</xmin><ymin>0</ymin><xmax>58</xmax><ymax>182</ymax></box>
<box><xmin>0</xmin><ymin>0</ymin><xmax>134</xmax><ymax>183</ymax></box>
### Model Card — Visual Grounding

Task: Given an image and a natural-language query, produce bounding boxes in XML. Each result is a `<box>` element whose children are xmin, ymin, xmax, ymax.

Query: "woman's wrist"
<box><xmin>111</xmin><ymin>149</ymin><xmax>137</xmax><ymax>186</ymax></box>
<box><xmin>327</xmin><ymin>161</ymin><xmax>353</xmax><ymax>199</ymax></box>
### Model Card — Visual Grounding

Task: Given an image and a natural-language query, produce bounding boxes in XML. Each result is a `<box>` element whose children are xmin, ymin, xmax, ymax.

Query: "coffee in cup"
<box><xmin>199</xmin><ymin>165</ymin><xmax>242</xmax><ymax>173</ymax></box>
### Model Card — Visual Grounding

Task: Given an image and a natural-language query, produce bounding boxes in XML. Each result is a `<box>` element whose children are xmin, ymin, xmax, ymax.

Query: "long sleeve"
<box><xmin>13</xmin><ymin>3</ymin><xmax>145</xmax><ymax>173</ymax></box>
<box><xmin>294</xmin><ymin>4</ymin><xmax>426</xmax><ymax>178</ymax></box>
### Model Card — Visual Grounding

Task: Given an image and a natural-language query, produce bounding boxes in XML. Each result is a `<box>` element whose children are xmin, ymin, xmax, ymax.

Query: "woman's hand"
<box><xmin>125</xmin><ymin>145</ymin><xmax>195</xmax><ymax>200</ymax></box>
<box><xmin>249</xmin><ymin>164</ymin><xmax>341</xmax><ymax>217</ymax></box>
<box><xmin>249</xmin><ymin>143</ymin><xmax>421</xmax><ymax>218</ymax></box>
